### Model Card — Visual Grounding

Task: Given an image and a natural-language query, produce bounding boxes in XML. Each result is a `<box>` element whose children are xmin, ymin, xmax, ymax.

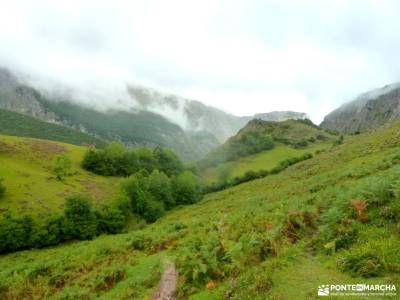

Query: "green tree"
<box><xmin>54</xmin><ymin>155</ymin><xmax>72</xmax><ymax>180</ymax></box>
<box><xmin>63</xmin><ymin>195</ymin><xmax>97</xmax><ymax>240</ymax></box>
<box><xmin>0</xmin><ymin>178</ymin><xmax>5</xmax><ymax>198</ymax></box>
<box><xmin>0</xmin><ymin>215</ymin><xmax>34</xmax><ymax>253</ymax></box>
<box><xmin>122</xmin><ymin>173</ymin><xmax>165</xmax><ymax>222</ymax></box>
<box><xmin>96</xmin><ymin>206</ymin><xmax>126</xmax><ymax>234</ymax></box>
<box><xmin>153</xmin><ymin>147</ymin><xmax>184</xmax><ymax>176</ymax></box>
<box><xmin>148</xmin><ymin>170</ymin><xmax>174</xmax><ymax>208</ymax></box>
<box><xmin>172</xmin><ymin>171</ymin><xmax>202</xmax><ymax>205</ymax></box>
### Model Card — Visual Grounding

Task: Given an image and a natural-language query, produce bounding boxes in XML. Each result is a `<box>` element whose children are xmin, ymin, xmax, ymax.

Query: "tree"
<box><xmin>148</xmin><ymin>170</ymin><xmax>174</xmax><ymax>208</ymax></box>
<box><xmin>96</xmin><ymin>206</ymin><xmax>126</xmax><ymax>234</ymax></box>
<box><xmin>122</xmin><ymin>173</ymin><xmax>165</xmax><ymax>222</ymax></box>
<box><xmin>172</xmin><ymin>171</ymin><xmax>202</xmax><ymax>205</ymax></box>
<box><xmin>63</xmin><ymin>195</ymin><xmax>97</xmax><ymax>240</ymax></box>
<box><xmin>0</xmin><ymin>215</ymin><xmax>34</xmax><ymax>253</ymax></box>
<box><xmin>153</xmin><ymin>147</ymin><xmax>184</xmax><ymax>176</ymax></box>
<box><xmin>0</xmin><ymin>178</ymin><xmax>5</xmax><ymax>198</ymax></box>
<box><xmin>54</xmin><ymin>155</ymin><xmax>72</xmax><ymax>180</ymax></box>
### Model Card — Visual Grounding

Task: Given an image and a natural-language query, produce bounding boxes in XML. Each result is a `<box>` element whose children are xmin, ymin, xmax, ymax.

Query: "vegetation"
<box><xmin>0</xmin><ymin>178</ymin><xmax>5</xmax><ymax>199</ymax></box>
<box><xmin>0</xmin><ymin>108</ymin><xmax>106</xmax><ymax>147</ymax></box>
<box><xmin>122</xmin><ymin>169</ymin><xmax>202</xmax><ymax>222</ymax></box>
<box><xmin>82</xmin><ymin>143</ymin><xmax>183</xmax><ymax>177</ymax></box>
<box><xmin>204</xmin><ymin>152</ymin><xmax>313</xmax><ymax>193</ymax></box>
<box><xmin>53</xmin><ymin>154</ymin><xmax>72</xmax><ymax>180</ymax></box>
<box><xmin>202</xmin><ymin>143</ymin><xmax>328</xmax><ymax>184</ymax></box>
<box><xmin>1</xmin><ymin>120</ymin><xmax>400</xmax><ymax>298</ymax></box>
<box><xmin>0</xmin><ymin>192</ymin><xmax>131</xmax><ymax>254</ymax></box>
<box><xmin>199</xmin><ymin>119</ymin><xmax>335</xmax><ymax>169</ymax></box>
<box><xmin>0</xmin><ymin>134</ymin><xmax>121</xmax><ymax>216</ymax></box>
<box><xmin>36</xmin><ymin>98</ymin><xmax>217</xmax><ymax>160</ymax></box>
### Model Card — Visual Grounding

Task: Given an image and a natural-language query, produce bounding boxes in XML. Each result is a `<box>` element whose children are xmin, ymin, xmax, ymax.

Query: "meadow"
<box><xmin>1</xmin><ymin>122</ymin><xmax>400</xmax><ymax>299</ymax></box>
<box><xmin>0</xmin><ymin>134</ymin><xmax>120</xmax><ymax>217</ymax></box>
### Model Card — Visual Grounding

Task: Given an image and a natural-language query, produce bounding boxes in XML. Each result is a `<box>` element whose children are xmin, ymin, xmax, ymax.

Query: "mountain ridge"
<box><xmin>321</xmin><ymin>82</ymin><xmax>400</xmax><ymax>133</ymax></box>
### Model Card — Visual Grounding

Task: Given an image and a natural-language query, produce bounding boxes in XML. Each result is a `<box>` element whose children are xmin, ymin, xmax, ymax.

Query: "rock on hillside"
<box><xmin>321</xmin><ymin>83</ymin><xmax>400</xmax><ymax>134</ymax></box>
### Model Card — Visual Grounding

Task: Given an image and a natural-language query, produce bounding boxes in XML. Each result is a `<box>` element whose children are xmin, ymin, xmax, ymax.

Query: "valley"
<box><xmin>1</xmin><ymin>112</ymin><xmax>400</xmax><ymax>298</ymax></box>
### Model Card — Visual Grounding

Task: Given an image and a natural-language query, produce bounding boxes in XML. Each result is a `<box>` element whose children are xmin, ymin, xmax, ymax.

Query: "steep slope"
<box><xmin>0</xmin><ymin>68</ymin><xmax>219</xmax><ymax>160</ymax></box>
<box><xmin>1</xmin><ymin>121</ymin><xmax>400</xmax><ymax>299</ymax></box>
<box><xmin>321</xmin><ymin>82</ymin><xmax>400</xmax><ymax>133</ymax></box>
<box><xmin>0</xmin><ymin>108</ymin><xmax>106</xmax><ymax>147</ymax></box>
<box><xmin>200</xmin><ymin>119</ymin><xmax>335</xmax><ymax>169</ymax></box>
<box><xmin>128</xmin><ymin>85</ymin><xmax>308</xmax><ymax>142</ymax></box>
<box><xmin>0</xmin><ymin>134</ymin><xmax>120</xmax><ymax>216</ymax></box>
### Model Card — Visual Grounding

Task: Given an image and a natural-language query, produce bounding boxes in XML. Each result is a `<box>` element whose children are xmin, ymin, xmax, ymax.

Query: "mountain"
<box><xmin>0</xmin><ymin>67</ymin><xmax>306</xmax><ymax>159</ymax></box>
<box><xmin>127</xmin><ymin>85</ymin><xmax>308</xmax><ymax>142</ymax></box>
<box><xmin>241</xmin><ymin>111</ymin><xmax>308</xmax><ymax>123</ymax></box>
<box><xmin>0</xmin><ymin>108</ymin><xmax>105</xmax><ymax>147</ymax></box>
<box><xmin>0</xmin><ymin>68</ymin><xmax>220</xmax><ymax>160</ymax></box>
<box><xmin>199</xmin><ymin>118</ymin><xmax>335</xmax><ymax>169</ymax></box>
<box><xmin>320</xmin><ymin>82</ymin><xmax>400</xmax><ymax>133</ymax></box>
<box><xmin>2</xmin><ymin>118</ymin><xmax>400</xmax><ymax>299</ymax></box>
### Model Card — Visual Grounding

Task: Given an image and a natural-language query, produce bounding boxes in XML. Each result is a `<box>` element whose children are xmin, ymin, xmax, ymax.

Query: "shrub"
<box><xmin>82</xmin><ymin>142</ymin><xmax>184</xmax><ymax>178</ymax></box>
<box><xmin>0</xmin><ymin>178</ymin><xmax>5</xmax><ymax>198</ymax></box>
<box><xmin>153</xmin><ymin>146</ymin><xmax>184</xmax><ymax>176</ymax></box>
<box><xmin>96</xmin><ymin>206</ymin><xmax>126</xmax><ymax>234</ymax></box>
<box><xmin>172</xmin><ymin>171</ymin><xmax>202</xmax><ymax>205</ymax></box>
<box><xmin>53</xmin><ymin>155</ymin><xmax>72</xmax><ymax>180</ymax></box>
<box><xmin>338</xmin><ymin>250</ymin><xmax>383</xmax><ymax>277</ymax></box>
<box><xmin>63</xmin><ymin>195</ymin><xmax>97</xmax><ymax>240</ymax></box>
<box><xmin>148</xmin><ymin>170</ymin><xmax>174</xmax><ymax>208</ymax></box>
<box><xmin>0</xmin><ymin>215</ymin><xmax>34</xmax><ymax>253</ymax></box>
<box><xmin>122</xmin><ymin>173</ymin><xmax>165</xmax><ymax>222</ymax></box>
<box><xmin>363</xmin><ymin>177</ymin><xmax>395</xmax><ymax>206</ymax></box>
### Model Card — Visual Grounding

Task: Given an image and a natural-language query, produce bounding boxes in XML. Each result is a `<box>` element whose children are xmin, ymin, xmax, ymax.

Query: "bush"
<box><xmin>82</xmin><ymin>142</ymin><xmax>184</xmax><ymax>178</ymax></box>
<box><xmin>362</xmin><ymin>177</ymin><xmax>395</xmax><ymax>206</ymax></box>
<box><xmin>63</xmin><ymin>195</ymin><xmax>97</xmax><ymax>240</ymax></box>
<box><xmin>53</xmin><ymin>155</ymin><xmax>72</xmax><ymax>180</ymax></box>
<box><xmin>0</xmin><ymin>215</ymin><xmax>34</xmax><ymax>253</ymax></box>
<box><xmin>0</xmin><ymin>178</ymin><xmax>5</xmax><ymax>198</ymax></box>
<box><xmin>96</xmin><ymin>206</ymin><xmax>127</xmax><ymax>234</ymax></box>
<box><xmin>172</xmin><ymin>171</ymin><xmax>202</xmax><ymax>205</ymax></box>
<box><xmin>338</xmin><ymin>250</ymin><xmax>383</xmax><ymax>277</ymax></box>
<box><xmin>148</xmin><ymin>170</ymin><xmax>174</xmax><ymax>208</ymax></box>
<box><xmin>122</xmin><ymin>173</ymin><xmax>166</xmax><ymax>222</ymax></box>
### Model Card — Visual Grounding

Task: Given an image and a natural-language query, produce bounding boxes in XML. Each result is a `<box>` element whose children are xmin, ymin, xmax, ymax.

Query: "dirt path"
<box><xmin>152</xmin><ymin>260</ymin><xmax>178</xmax><ymax>300</ymax></box>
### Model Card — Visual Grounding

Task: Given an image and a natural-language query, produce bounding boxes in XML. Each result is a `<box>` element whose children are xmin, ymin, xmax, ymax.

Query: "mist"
<box><xmin>1</xmin><ymin>0</ymin><xmax>400</xmax><ymax>123</ymax></box>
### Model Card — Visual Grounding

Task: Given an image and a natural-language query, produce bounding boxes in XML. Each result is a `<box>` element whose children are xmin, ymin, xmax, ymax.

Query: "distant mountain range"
<box><xmin>0</xmin><ymin>67</ymin><xmax>307</xmax><ymax>160</ymax></box>
<box><xmin>321</xmin><ymin>83</ymin><xmax>400</xmax><ymax>134</ymax></box>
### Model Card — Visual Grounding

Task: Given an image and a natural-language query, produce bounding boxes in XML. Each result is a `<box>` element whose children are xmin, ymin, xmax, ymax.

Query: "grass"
<box><xmin>0</xmin><ymin>108</ymin><xmax>106</xmax><ymax>147</ymax></box>
<box><xmin>1</xmin><ymin>122</ymin><xmax>400</xmax><ymax>299</ymax></box>
<box><xmin>202</xmin><ymin>143</ymin><xmax>328</xmax><ymax>183</ymax></box>
<box><xmin>0</xmin><ymin>134</ymin><xmax>121</xmax><ymax>217</ymax></box>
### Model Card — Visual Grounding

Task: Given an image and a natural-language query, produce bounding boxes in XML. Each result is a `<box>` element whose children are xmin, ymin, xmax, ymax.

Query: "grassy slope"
<box><xmin>0</xmin><ymin>108</ymin><xmax>106</xmax><ymax>147</ymax></box>
<box><xmin>0</xmin><ymin>134</ymin><xmax>120</xmax><ymax>217</ymax></box>
<box><xmin>1</xmin><ymin>123</ymin><xmax>400</xmax><ymax>299</ymax></box>
<box><xmin>202</xmin><ymin>143</ymin><xmax>328</xmax><ymax>183</ymax></box>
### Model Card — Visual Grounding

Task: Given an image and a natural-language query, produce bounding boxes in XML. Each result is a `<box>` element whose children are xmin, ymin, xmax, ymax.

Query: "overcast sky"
<box><xmin>0</xmin><ymin>0</ymin><xmax>400</xmax><ymax>123</ymax></box>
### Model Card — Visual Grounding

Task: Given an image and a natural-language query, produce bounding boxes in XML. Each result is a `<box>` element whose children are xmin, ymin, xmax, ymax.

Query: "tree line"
<box><xmin>0</xmin><ymin>143</ymin><xmax>203</xmax><ymax>254</ymax></box>
<box><xmin>203</xmin><ymin>153</ymin><xmax>313</xmax><ymax>193</ymax></box>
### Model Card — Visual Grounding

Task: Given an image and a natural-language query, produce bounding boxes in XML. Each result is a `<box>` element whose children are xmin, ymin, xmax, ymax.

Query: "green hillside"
<box><xmin>36</xmin><ymin>99</ymin><xmax>219</xmax><ymax>161</ymax></box>
<box><xmin>200</xmin><ymin>119</ymin><xmax>335</xmax><ymax>169</ymax></box>
<box><xmin>0</xmin><ymin>108</ymin><xmax>106</xmax><ymax>148</ymax></box>
<box><xmin>202</xmin><ymin>143</ymin><xmax>328</xmax><ymax>184</ymax></box>
<box><xmin>0</xmin><ymin>134</ymin><xmax>120</xmax><ymax>217</ymax></box>
<box><xmin>200</xmin><ymin>119</ymin><xmax>336</xmax><ymax>183</ymax></box>
<box><xmin>1</xmin><ymin>121</ymin><xmax>400</xmax><ymax>299</ymax></box>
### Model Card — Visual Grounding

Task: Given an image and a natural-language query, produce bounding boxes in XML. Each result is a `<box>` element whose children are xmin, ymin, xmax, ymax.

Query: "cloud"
<box><xmin>0</xmin><ymin>0</ymin><xmax>399</xmax><ymax>123</ymax></box>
